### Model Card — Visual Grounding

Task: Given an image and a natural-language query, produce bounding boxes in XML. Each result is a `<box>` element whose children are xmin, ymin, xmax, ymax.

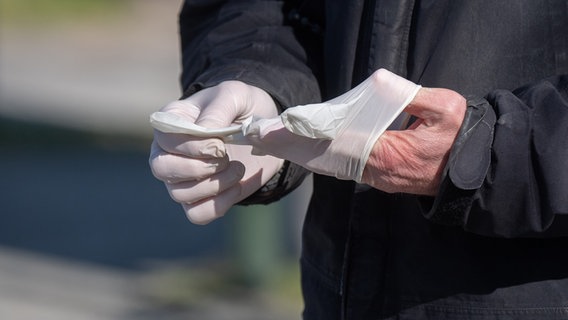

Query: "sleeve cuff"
<box><xmin>421</xmin><ymin>97</ymin><xmax>496</xmax><ymax>226</ymax></box>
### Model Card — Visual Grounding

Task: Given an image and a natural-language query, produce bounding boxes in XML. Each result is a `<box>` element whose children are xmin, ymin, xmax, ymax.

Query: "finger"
<box><xmin>161</xmin><ymin>99</ymin><xmax>202</xmax><ymax>121</ymax></box>
<box><xmin>181</xmin><ymin>183</ymin><xmax>244</xmax><ymax>225</ymax></box>
<box><xmin>404</xmin><ymin>88</ymin><xmax>466</xmax><ymax>125</ymax></box>
<box><xmin>404</xmin><ymin>88</ymin><xmax>439</xmax><ymax>122</ymax></box>
<box><xmin>153</xmin><ymin>131</ymin><xmax>226</xmax><ymax>158</ymax></box>
<box><xmin>158</xmin><ymin>99</ymin><xmax>228</xmax><ymax>157</ymax></box>
<box><xmin>194</xmin><ymin>82</ymin><xmax>252</xmax><ymax>129</ymax></box>
<box><xmin>194</xmin><ymin>95</ymin><xmax>238</xmax><ymax>129</ymax></box>
<box><xmin>165</xmin><ymin>161</ymin><xmax>245</xmax><ymax>204</ymax></box>
<box><xmin>149</xmin><ymin>143</ymin><xmax>229</xmax><ymax>183</ymax></box>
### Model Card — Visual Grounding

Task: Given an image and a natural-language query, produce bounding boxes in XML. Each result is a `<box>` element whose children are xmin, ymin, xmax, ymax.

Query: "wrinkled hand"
<box><xmin>243</xmin><ymin>69</ymin><xmax>466</xmax><ymax>196</ymax></box>
<box><xmin>149</xmin><ymin>81</ymin><xmax>284</xmax><ymax>224</ymax></box>
<box><xmin>244</xmin><ymin>69</ymin><xmax>420</xmax><ymax>181</ymax></box>
<box><xmin>361</xmin><ymin>87</ymin><xmax>466</xmax><ymax>195</ymax></box>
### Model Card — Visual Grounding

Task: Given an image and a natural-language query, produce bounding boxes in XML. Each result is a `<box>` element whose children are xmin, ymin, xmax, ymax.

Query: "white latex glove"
<box><xmin>243</xmin><ymin>69</ymin><xmax>420</xmax><ymax>182</ymax></box>
<box><xmin>149</xmin><ymin>81</ymin><xmax>284</xmax><ymax>224</ymax></box>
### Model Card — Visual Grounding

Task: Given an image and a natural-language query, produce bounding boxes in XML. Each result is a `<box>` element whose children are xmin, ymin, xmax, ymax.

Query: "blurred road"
<box><xmin>0</xmin><ymin>246</ymin><xmax>142</xmax><ymax>320</ymax></box>
<box><xmin>0</xmin><ymin>142</ymin><xmax>309</xmax><ymax>319</ymax></box>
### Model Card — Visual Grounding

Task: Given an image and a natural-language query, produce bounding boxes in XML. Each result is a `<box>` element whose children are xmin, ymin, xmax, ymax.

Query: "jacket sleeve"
<box><xmin>178</xmin><ymin>0</ymin><xmax>321</xmax><ymax>204</ymax></box>
<box><xmin>179</xmin><ymin>0</ymin><xmax>320</xmax><ymax>105</ymax></box>
<box><xmin>422</xmin><ymin>75</ymin><xmax>568</xmax><ymax>238</ymax></box>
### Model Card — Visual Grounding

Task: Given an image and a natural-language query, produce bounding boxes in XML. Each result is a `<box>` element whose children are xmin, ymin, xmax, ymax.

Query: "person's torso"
<box><xmin>297</xmin><ymin>0</ymin><xmax>568</xmax><ymax>319</ymax></box>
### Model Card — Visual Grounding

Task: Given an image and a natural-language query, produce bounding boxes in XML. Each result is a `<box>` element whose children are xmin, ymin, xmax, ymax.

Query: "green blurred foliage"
<box><xmin>139</xmin><ymin>260</ymin><xmax>303</xmax><ymax>314</ymax></box>
<box><xmin>0</xmin><ymin>0</ymin><xmax>130</xmax><ymax>26</ymax></box>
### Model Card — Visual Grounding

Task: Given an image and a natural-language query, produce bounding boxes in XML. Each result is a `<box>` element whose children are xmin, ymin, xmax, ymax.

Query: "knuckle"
<box><xmin>220</xmin><ymin>80</ymin><xmax>248</xmax><ymax>93</ymax></box>
<box><xmin>162</xmin><ymin>100</ymin><xmax>182</xmax><ymax>111</ymax></box>
<box><xmin>447</xmin><ymin>94</ymin><xmax>467</xmax><ymax>125</ymax></box>
<box><xmin>371</xmin><ymin>68</ymin><xmax>389</xmax><ymax>86</ymax></box>
<box><xmin>435</xmin><ymin>90</ymin><xmax>466</xmax><ymax>126</ymax></box>
<box><xmin>148</xmin><ymin>155</ymin><xmax>169</xmax><ymax>180</ymax></box>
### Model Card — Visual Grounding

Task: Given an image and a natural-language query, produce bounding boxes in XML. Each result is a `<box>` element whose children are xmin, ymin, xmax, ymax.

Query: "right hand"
<box><xmin>361</xmin><ymin>87</ymin><xmax>466</xmax><ymax>196</ymax></box>
<box><xmin>149</xmin><ymin>81</ymin><xmax>284</xmax><ymax>224</ymax></box>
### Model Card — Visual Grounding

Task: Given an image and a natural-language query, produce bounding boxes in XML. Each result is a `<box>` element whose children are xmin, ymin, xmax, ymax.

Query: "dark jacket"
<box><xmin>179</xmin><ymin>0</ymin><xmax>568</xmax><ymax>319</ymax></box>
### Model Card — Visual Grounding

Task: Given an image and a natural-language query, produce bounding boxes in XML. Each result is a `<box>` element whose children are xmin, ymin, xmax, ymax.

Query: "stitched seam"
<box><xmin>420</xmin><ymin>304</ymin><xmax>568</xmax><ymax>315</ymax></box>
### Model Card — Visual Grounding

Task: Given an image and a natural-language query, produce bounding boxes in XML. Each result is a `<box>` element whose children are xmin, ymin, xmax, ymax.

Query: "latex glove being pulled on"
<box><xmin>242</xmin><ymin>69</ymin><xmax>420</xmax><ymax>182</ymax></box>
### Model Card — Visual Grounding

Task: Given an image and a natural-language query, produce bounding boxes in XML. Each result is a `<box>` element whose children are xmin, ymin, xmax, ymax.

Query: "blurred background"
<box><xmin>0</xmin><ymin>0</ymin><xmax>312</xmax><ymax>319</ymax></box>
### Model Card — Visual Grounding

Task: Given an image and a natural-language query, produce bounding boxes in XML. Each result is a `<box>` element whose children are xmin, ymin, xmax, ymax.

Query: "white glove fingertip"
<box><xmin>182</xmin><ymin>183</ymin><xmax>243</xmax><ymax>225</ymax></box>
<box><xmin>182</xmin><ymin>202</ymin><xmax>220</xmax><ymax>225</ymax></box>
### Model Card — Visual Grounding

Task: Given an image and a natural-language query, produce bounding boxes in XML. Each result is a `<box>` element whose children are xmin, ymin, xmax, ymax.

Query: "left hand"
<box><xmin>149</xmin><ymin>81</ymin><xmax>283</xmax><ymax>224</ymax></box>
<box><xmin>361</xmin><ymin>87</ymin><xmax>467</xmax><ymax>195</ymax></box>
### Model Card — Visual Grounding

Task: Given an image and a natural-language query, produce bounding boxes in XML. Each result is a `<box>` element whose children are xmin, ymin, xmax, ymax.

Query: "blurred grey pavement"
<box><xmin>0</xmin><ymin>246</ymin><xmax>142</xmax><ymax>320</ymax></box>
<box><xmin>0</xmin><ymin>1</ymin><xmax>310</xmax><ymax>318</ymax></box>
<box><xmin>0</xmin><ymin>245</ymin><xmax>301</xmax><ymax>319</ymax></box>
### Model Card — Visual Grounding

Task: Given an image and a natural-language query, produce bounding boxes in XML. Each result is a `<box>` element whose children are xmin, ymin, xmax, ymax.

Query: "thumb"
<box><xmin>192</xmin><ymin>81</ymin><xmax>257</xmax><ymax>129</ymax></box>
<box><xmin>193</xmin><ymin>93</ymin><xmax>239</xmax><ymax>129</ymax></box>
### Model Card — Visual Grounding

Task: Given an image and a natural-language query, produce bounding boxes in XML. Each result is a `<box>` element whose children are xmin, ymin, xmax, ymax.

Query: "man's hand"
<box><xmin>361</xmin><ymin>88</ymin><xmax>467</xmax><ymax>195</ymax></box>
<box><xmin>149</xmin><ymin>81</ymin><xmax>284</xmax><ymax>224</ymax></box>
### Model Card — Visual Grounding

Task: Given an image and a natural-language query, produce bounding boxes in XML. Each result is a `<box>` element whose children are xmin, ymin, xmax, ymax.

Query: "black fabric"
<box><xmin>238</xmin><ymin>160</ymin><xmax>310</xmax><ymax>205</ymax></box>
<box><xmin>179</xmin><ymin>0</ymin><xmax>322</xmax><ymax>107</ymax></box>
<box><xmin>426</xmin><ymin>76</ymin><xmax>568</xmax><ymax>238</ymax></box>
<box><xmin>468</xmin><ymin>76</ymin><xmax>568</xmax><ymax>237</ymax></box>
<box><xmin>178</xmin><ymin>0</ymin><xmax>568</xmax><ymax>319</ymax></box>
